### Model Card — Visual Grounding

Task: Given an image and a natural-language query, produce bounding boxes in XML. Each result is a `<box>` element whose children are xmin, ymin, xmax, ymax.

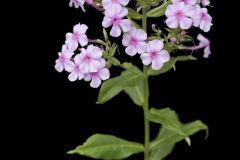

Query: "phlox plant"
<box><xmin>55</xmin><ymin>0</ymin><xmax>212</xmax><ymax>159</ymax></box>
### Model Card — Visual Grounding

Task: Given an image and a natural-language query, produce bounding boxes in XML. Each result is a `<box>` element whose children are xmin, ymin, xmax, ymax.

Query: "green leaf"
<box><xmin>150</xmin><ymin>120</ymin><xmax>208</xmax><ymax>160</ymax></box>
<box><xmin>97</xmin><ymin>67</ymin><xmax>144</xmax><ymax>104</ymax></box>
<box><xmin>128</xmin><ymin>17</ymin><xmax>141</xmax><ymax>29</ymax></box>
<box><xmin>109</xmin><ymin>43</ymin><xmax>117</xmax><ymax>57</ymax></box>
<box><xmin>127</xmin><ymin>7</ymin><xmax>142</xmax><ymax>20</ymax></box>
<box><xmin>124</xmin><ymin>82</ymin><xmax>144</xmax><ymax>106</ymax></box>
<box><xmin>147</xmin><ymin>108</ymin><xmax>190</xmax><ymax>145</ymax></box>
<box><xmin>68</xmin><ymin>134</ymin><xmax>144</xmax><ymax>159</ymax></box>
<box><xmin>147</xmin><ymin>55</ymin><xmax>196</xmax><ymax>76</ymax></box>
<box><xmin>147</xmin><ymin>1</ymin><xmax>171</xmax><ymax>18</ymax></box>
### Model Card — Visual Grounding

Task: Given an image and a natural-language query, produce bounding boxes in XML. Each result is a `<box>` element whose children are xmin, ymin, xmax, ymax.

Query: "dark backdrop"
<box><xmin>9</xmin><ymin>0</ymin><xmax>236</xmax><ymax>160</ymax></box>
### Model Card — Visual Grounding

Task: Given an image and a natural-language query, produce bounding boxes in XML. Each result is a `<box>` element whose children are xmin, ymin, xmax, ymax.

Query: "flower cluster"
<box><xmin>55</xmin><ymin>23</ymin><xmax>110</xmax><ymax>88</ymax></box>
<box><xmin>165</xmin><ymin>0</ymin><xmax>212</xmax><ymax>32</ymax></box>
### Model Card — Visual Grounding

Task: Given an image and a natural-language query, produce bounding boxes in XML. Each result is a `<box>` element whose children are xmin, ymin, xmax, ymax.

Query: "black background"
<box><xmin>7</xmin><ymin>0</ymin><xmax>237</xmax><ymax>160</ymax></box>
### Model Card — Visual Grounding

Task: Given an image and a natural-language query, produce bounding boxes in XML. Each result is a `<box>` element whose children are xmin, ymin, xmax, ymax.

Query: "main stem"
<box><xmin>142</xmin><ymin>7</ymin><xmax>150</xmax><ymax>160</ymax></box>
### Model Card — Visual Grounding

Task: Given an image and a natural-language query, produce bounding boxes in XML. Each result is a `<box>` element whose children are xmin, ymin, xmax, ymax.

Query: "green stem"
<box><xmin>142</xmin><ymin>6</ymin><xmax>150</xmax><ymax>160</ymax></box>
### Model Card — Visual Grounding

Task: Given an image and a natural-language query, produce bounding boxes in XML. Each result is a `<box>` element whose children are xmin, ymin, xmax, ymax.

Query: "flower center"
<box><xmin>200</xmin><ymin>12</ymin><xmax>207</xmax><ymax>20</ymax></box>
<box><xmin>59</xmin><ymin>54</ymin><xmax>66</xmax><ymax>63</ymax></box>
<box><xmin>176</xmin><ymin>11</ymin><xmax>183</xmax><ymax>20</ymax></box>
<box><xmin>74</xmin><ymin>65</ymin><xmax>80</xmax><ymax>73</ymax></box>
<box><xmin>150</xmin><ymin>51</ymin><xmax>158</xmax><ymax>59</ymax></box>
<box><xmin>112</xmin><ymin>17</ymin><xmax>120</xmax><ymax>25</ymax></box>
<box><xmin>130</xmin><ymin>37</ymin><xmax>138</xmax><ymax>46</ymax></box>
<box><xmin>84</xmin><ymin>55</ymin><xmax>92</xmax><ymax>63</ymax></box>
<box><xmin>72</xmin><ymin>32</ymin><xmax>80</xmax><ymax>41</ymax></box>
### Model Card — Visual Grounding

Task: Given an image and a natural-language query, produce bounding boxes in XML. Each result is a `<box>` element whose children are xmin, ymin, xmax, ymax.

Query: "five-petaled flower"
<box><xmin>84</xmin><ymin>58</ymin><xmax>110</xmax><ymax>88</ymax></box>
<box><xmin>65</xmin><ymin>23</ymin><xmax>88</xmax><ymax>51</ymax></box>
<box><xmin>102</xmin><ymin>0</ymin><xmax>129</xmax><ymax>10</ymax></box>
<box><xmin>55</xmin><ymin>44</ymin><xmax>74</xmax><ymax>72</ymax></box>
<box><xmin>165</xmin><ymin>2</ymin><xmax>195</xmax><ymax>29</ymax></box>
<box><xmin>122</xmin><ymin>28</ymin><xmax>147</xmax><ymax>56</ymax></box>
<box><xmin>102</xmin><ymin>5</ymin><xmax>131</xmax><ymax>37</ymax></box>
<box><xmin>193</xmin><ymin>5</ymin><xmax>212</xmax><ymax>32</ymax></box>
<box><xmin>197</xmin><ymin>34</ymin><xmax>211</xmax><ymax>58</ymax></box>
<box><xmin>66</xmin><ymin>54</ymin><xmax>85</xmax><ymax>82</ymax></box>
<box><xmin>69</xmin><ymin>0</ymin><xmax>93</xmax><ymax>12</ymax></box>
<box><xmin>140</xmin><ymin>40</ymin><xmax>170</xmax><ymax>70</ymax></box>
<box><xmin>79</xmin><ymin>45</ymin><xmax>103</xmax><ymax>73</ymax></box>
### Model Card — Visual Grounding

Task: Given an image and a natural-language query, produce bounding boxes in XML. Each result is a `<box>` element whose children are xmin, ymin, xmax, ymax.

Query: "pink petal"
<box><xmin>200</xmin><ymin>19</ymin><xmax>212</xmax><ymax>32</ymax></box>
<box><xmin>175</xmin><ymin>2</ymin><xmax>185</xmax><ymax>11</ymax></box>
<box><xmin>179</xmin><ymin>17</ymin><xmax>192</xmax><ymax>29</ymax></box>
<box><xmin>99</xmin><ymin>58</ymin><xmax>106</xmax><ymax>68</ymax></box>
<box><xmin>55</xmin><ymin>61</ymin><xmax>64</xmax><ymax>72</ymax></box>
<box><xmin>80</xmin><ymin>62</ymin><xmax>89</xmax><ymax>73</ymax></box>
<box><xmin>152</xmin><ymin>59</ymin><xmax>164</xmax><ymax>70</ymax></box>
<box><xmin>183</xmin><ymin>5</ymin><xmax>195</xmax><ymax>17</ymax></box>
<box><xmin>88</xmin><ymin>45</ymin><xmax>102</xmax><ymax>59</ymax></box>
<box><xmin>78</xmin><ymin>72</ymin><xmax>84</xmax><ymax>80</ymax></box>
<box><xmin>140</xmin><ymin>53</ymin><xmax>152</xmax><ymax>65</ymax></box>
<box><xmin>166</xmin><ymin>17</ymin><xmax>179</xmax><ymax>29</ymax></box>
<box><xmin>201</xmin><ymin>0</ymin><xmax>210</xmax><ymax>6</ymax></box>
<box><xmin>158</xmin><ymin>50</ymin><xmax>170</xmax><ymax>63</ymax></box>
<box><xmin>118</xmin><ymin>7</ymin><xmax>128</xmax><ymax>18</ymax></box>
<box><xmin>119</xmin><ymin>19</ymin><xmax>131</xmax><ymax>32</ymax></box>
<box><xmin>89</xmin><ymin>60</ymin><xmax>101</xmax><ymax>72</ymax></box>
<box><xmin>98</xmin><ymin>68</ymin><xmax>110</xmax><ymax>80</ymax></box>
<box><xmin>165</xmin><ymin>5</ymin><xmax>176</xmax><ymax>17</ymax></box>
<box><xmin>122</xmin><ymin>34</ymin><xmax>131</xmax><ymax>46</ymax></box>
<box><xmin>90</xmin><ymin>76</ymin><xmax>102</xmax><ymax>88</ymax></box>
<box><xmin>78</xmin><ymin>34</ymin><xmax>88</xmax><ymax>46</ymax></box>
<box><xmin>203</xmin><ymin>46</ymin><xmax>211</xmax><ymax>58</ymax></box>
<box><xmin>102</xmin><ymin>17</ymin><xmax>113</xmax><ymax>28</ymax></box>
<box><xmin>65</xmin><ymin>33</ymin><xmax>73</xmax><ymax>44</ymax></box>
<box><xmin>64</xmin><ymin>60</ymin><xmax>75</xmax><ymax>72</ymax></box>
<box><xmin>74</xmin><ymin>54</ymin><xmax>83</xmax><ymax>64</ymax></box>
<box><xmin>74</xmin><ymin>23</ymin><xmax>88</xmax><ymax>34</ymax></box>
<box><xmin>68</xmin><ymin>72</ymin><xmax>78</xmax><ymax>82</ymax></box>
<box><xmin>135</xmin><ymin>29</ymin><xmax>147</xmax><ymax>41</ymax></box>
<box><xmin>110</xmin><ymin>25</ymin><xmax>121</xmax><ymax>37</ymax></box>
<box><xmin>84</xmin><ymin>73</ymin><xmax>92</xmax><ymax>81</ymax></box>
<box><xmin>67</xmin><ymin>41</ymin><xmax>78</xmax><ymax>52</ymax></box>
<box><xmin>125</xmin><ymin>45</ymin><xmax>137</xmax><ymax>56</ymax></box>
<box><xmin>148</xmin><ymin>40</ymin><xmax>164</xmax><ymax>52</ymax></box>
<box><xmin>136</xmin><ymin>42</ymin><xmax>147</xmax><ymax>54</ymax></box>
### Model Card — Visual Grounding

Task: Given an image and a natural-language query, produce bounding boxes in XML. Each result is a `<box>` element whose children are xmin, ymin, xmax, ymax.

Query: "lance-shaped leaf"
<box><xmin>147</xmin><ymin>1</ymin><xmax>171</xmax><ymax>18</ymax></box>
<box><xmin>68</xmin><ymin>134</ymin><xmax>144</xmax><ymax>159</ymax></box>
<box><xmin>127</xmin><ymin>7</ymin><xmax>142</xmax><ymax>20</ymax></box>
<box><xmin>150</xmin><ymin>120</ymin><xmax>208</xmax><ymax>160</ymax></box>
<box><xmin>147</xmin><ymin>55</ymin><xmax>196</xmax><ymax>76</ymax></box>
<box><xmin>97</xmin><ymin>64</ymin><xmax>144</xmax><ymax>104</ymax></box>
<box><xmin>124</xmin><ymin>81</ymin><xmax>144</xmax><ymax>106</ymax></box>
<box><xmin>147</xmin><ymin>108</ymin><xmax>191</xmax><ymax>145</ymax></box>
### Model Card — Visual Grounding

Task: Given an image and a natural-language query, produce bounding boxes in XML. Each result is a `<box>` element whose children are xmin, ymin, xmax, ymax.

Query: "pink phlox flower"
<box><xmin>102</xmin><ymin>5</ymin><xmax>131</xmax><ymax>37</ymax></box>
<box><xmin>197</xmin><ymin>34</ymin><xmax>211</xmax><ymax>58</ymax></box>
<box><xmin>193</xmin><ymin>5</ymin><xmax>212</xmax><ymax>32</ymax></box>
<box><xmin>66</xmin><ymin>54</ymin><xmax>85</xmax><ymax>82</ymax></box>
<box><xmin>55</xmin><ymin>44</ymin><xmax>74</xmax><ymax>72</ymax></box>
<box><xmin>165</xmin><ymin>2</ymin><xmax>195</xmax><ymax>29</ymax></box>
<box><xmin>172</xmin><ymin>0</ymin><xmax>197</xmax><ymax>5</ymax></box>
<box><xmin>79</xmin><ymin>45</ymin><xmax>103</xmax><ymax>73</ymax></box>
<box><xmin>198</xmin><ymin>0</ymin><xmax>210</xmax><ymax>6</ymax></box>
<box><xmin>65</xmin><ymin>23</ymin><xmax>88</xmax><ymax>51</ymax></box>
<box><xmin>140</xmin><ymin>40</ymin><xmax>170</xmax><ymax>70</ymax></box>
<box><xmin>84</xmin><ymin>58</ymin><xmax>110</xmax><ymax>88</ymax></box>
<box><xmin>69</xmin><ymin>0</ymin><xmax>93</xmax><ymax>12</ymax></box>
<box><xmin>102</xmin><ymin>0</ymin><xmax>129</xmax><ymax>10</ymax></box>
<box><xmin>122</xmin><ymin>27</ymin><xmax>147</xmax><ymax>56</ymax></box>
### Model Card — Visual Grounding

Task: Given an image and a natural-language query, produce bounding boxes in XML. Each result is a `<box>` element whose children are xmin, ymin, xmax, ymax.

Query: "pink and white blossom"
<box><xmin>187</xmin><ymin>34</ymin><xmax>211</xmax><ymax>58</ymax></box>
<box><xmin>69</xmin><ymin>0</ymin><xmax>93</xmax><ymax>12</ymax></box>
<box><xmin>198</xmin><ymin>0</ymin><xmax>210</xmax><ymax>6</ymax></box>
<box><xmin>193</xmin><ymin>5</ymin><xmax>212</xmax><ymax>32</ymax></box>
<box><xmin>102</xmin><ymin>0</ymin><xmax>129</xmax><ymax>10</ymax></box>
<box><xmin>140</xmin><ymin>40</ymin><xmax>170</xmax><ymax>70</ymax></box>
<box><xmin>165</xmin><ymin>2</ymin><xmax>195</xmax><ymax>29</ymax></box>
<box><xmin>79</xmin><ymin>45</ymin><xmax>103</xmax><ymax>73</ymax></box>
<box><xmin>84</xmin><ymin>58</ymin><xmax>110</xmax><ymax>88</ymax></box>
<box><xmin>122</xmin><ymin>28</ymin><xmax>147</xmax><ymax>56</ymax></box>
<box><xmin>102</xmin><ymin>5</ymin><xmax>131</xmax><ymax>37</ymax></box>
<box><xmin>55</xmin><ymin>45</ymin><xmax>74</xmax><ymax>72</ymax></box>
<box><xmin>66</xmin><ymin>54</ymin><xmax>85</xmax><ymax>82</ymax></box>
<box><xmin>65</xmin><ymin>23</ymin><xmax>88</xmax><ymax>51</ymax></box>
<box><xmin>172</xmin><ymin>0</ymin><xmax>197</xmax><ymax>5</ymax></box>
